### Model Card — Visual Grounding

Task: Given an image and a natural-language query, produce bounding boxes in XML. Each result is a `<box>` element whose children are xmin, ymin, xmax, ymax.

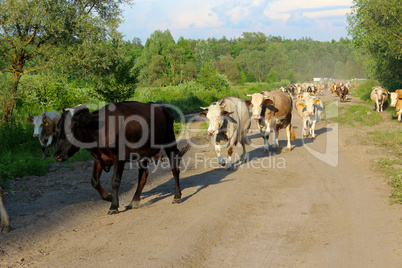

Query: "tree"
<box><xmin>347</xmin><ymin>0</ymin><xmax>402</xmax><ymax>89</ymax></box>
<box><xmin>194</xmin><ymin>39</ymin><xmax>213</xmax><ymax>70</ymax></box>
<box><xmin>197</xmin><ymin>62</ymin><xmax>230</xmax><ymax>92</ymax></box>
<box><xmin>0</xmin><ymin>0</ymin><xmax>129</xmax><ymax>122</ymax></box>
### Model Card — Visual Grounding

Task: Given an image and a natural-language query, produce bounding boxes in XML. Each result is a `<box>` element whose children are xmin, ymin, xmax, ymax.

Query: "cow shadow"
<box><xmin>130</xmin><ymin>168</ymin><xmax>233</xmax><ymax>209</ymax></box>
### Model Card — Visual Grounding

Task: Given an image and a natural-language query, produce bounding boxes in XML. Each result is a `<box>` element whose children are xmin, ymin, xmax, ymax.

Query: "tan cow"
<box><xmin>247</xmin><ymin>91</ymin><xmax>295</xmax><ymax>152</ymax></box>
<box><xmin>390</xmin><ymin>89</ymin><xmax>402</xmax><ymax>122</ymax></box>
<box><xmin>370</xmin><ymin>86</ymin><xmax>389</xmax><ymax>112</ymax></box>
<box><xmin>0</xmin><ymin>185</ymin><xmax>10</xmax><ymax>233</ymax></box>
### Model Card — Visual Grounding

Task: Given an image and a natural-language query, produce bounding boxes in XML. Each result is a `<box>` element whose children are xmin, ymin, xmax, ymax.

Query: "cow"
<box><xmin>200</xmin><ymin>97</ymin><xmax>251</xmax><ymax>169</ymax></box>
<box><xmin>294</xmin><ymin>95</ymin><xmax>324</xmax><ymax>139</ymax></box>
<box><xmin>53</xmin><ymin>102</ymin><xmax>189</xmax><ymax>214</ymax></box>
<box><xmin>371</xmin><ymin>86</ymin><xmax>389</xmax><ymax>112</ymax></box>
<box><xmin>246</xmin><ymin>91</ymin><xmax>296</xmax><ymax>152</ymax></box>
<box><xmin>390</xmin><ymin>89</ymin><xmax>402</xmax><ymax>122</ymax></box>
<box><xmin>336</xmin><ymin>84</ymin><xmax>349</xmax><ymax>102</ymax></box>
<box><xmin>0</xmin><ymin>185</ymin><xmax>10</xmax><ymax>233</ymax></box>
<box><xmin>28</xmin><ymin>110</ymin><xmax>61</xmax><ymax>158</ymax></box>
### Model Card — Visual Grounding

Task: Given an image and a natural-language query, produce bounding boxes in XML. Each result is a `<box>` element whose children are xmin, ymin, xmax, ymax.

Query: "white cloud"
<box><xmin>304</xmin><ymin>8</ymin><xmax>351</xmax><ymax>19</ymax></box>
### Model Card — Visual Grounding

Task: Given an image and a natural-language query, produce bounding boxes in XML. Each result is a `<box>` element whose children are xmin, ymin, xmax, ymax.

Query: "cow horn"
<box><xmin>200</xmin><ymin>106</ymin><xmax>209</xmax><ymax>110</ymax></box>
<box><xmin>219</xmin><ymin>103</ymin><xmax>227</xmax><ymax>108</ymax></box>
<box><xmin>28</xmin><ymin>112</ymin><xmax>33</xmax><ymax>118</ymax></box>
<box><xmin>245</xmin><ymin>94</ymin><xmax>253</xmax><ymax>97</ymax></box>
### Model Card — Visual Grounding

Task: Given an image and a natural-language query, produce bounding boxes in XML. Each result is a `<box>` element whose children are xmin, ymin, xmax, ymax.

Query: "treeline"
<box><xmin>131</xmin><ymin>30</ymin><xmax>364</xmax><ymax>88</ymax></box>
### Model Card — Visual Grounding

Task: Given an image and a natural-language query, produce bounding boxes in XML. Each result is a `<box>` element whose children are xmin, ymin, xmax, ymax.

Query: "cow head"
<box><xmin>300</xmin><ymin>97</ymin><xmax>321</xmax><ymax>116</ymax></box>
<box><xmin>200</xmin><ymin>102</ymin><xmax>229</xmax><ymax>135</ymax></box>
<box><xmin>27</xmin><ymin>113</ymin><xmax>50</xmax><ymax>138</ymax></box>
<box><xmin>54</xmin><ymin>105</ymin><xmax>91</xmax><ymax>162</ymax></box>
<box><xmin>390</xmin><ymin>90</ymin><xmax>402</xmax><ymax>107</ymax></box>
<box><xmin>246</xmin><ymin>93</ymin><xmax>276</xmax><ymax>120</ymax></box>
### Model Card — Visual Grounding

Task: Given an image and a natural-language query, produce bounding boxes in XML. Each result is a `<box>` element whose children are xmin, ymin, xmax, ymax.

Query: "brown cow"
<box><xmin>0</xmin><ymin>184</ymin><xmax>10</xmax><ymax>233</ymax></box>
<box><xmin>54</xmin><ymin>102</ymin><xmax>189</xmax><ymax>214</ymax></box>
<box><xmin>247</xmin><ymin>91</ymin><xmax>296</xmax><ymax>152</ymax></box>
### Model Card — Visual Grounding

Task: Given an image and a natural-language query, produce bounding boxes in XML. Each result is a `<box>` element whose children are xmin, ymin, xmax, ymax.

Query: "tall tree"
<box><xmin>0</xmin><ymin>0</ymin><xmax>129</xmax><ymax>122</ymax></box>
<box><xmin>347</xmin><ymin>0</ymin><xmax>402</xmax><ymax>89</ymax></box>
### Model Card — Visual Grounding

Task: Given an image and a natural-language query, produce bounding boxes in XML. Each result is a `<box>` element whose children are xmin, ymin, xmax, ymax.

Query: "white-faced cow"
<box><xmin>28</xmin><ymin>110</ymin><xmax>61</xmax><ymax>158</ymax></box>
<box><xmin>390</xmin><ymin>89</ymin><xmax>402</xmax><ymax>122</ymax></box>
<box><xmin>200</xmin><ymin>97</ymin><xmax>251</xmax><ymax>169</ymax></box>
<box><xmin>247</xmin><ymin>91</ymin><xmax>296</xmax><ymax>152</ymax></box>
<box><xmin>53</xmin><ymin>102</ymin><xmax>189</xmax><ymax>214</ymax></box>
<box><xmin>371</xmin><ymin>86</ymin><xmax>389</xmax><ymax>112</ymax></box>
<box><xmin>0</xmin><ymin>184</ymin><xmax>10</xmax><ymax>233</ymax></box>
<box><xmin>294</xmin><ymin>95</ymin><xmax>324</xmax><ymax>139</ymax></box>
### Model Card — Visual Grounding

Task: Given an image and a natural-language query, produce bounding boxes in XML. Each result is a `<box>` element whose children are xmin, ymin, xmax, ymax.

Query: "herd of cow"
<box><xmin>1</xmin><ymin>82</ymin><xmax>401</xmax><ymax>233</ymax></box>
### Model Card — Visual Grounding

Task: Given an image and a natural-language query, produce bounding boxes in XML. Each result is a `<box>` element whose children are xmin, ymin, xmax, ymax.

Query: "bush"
<box><xmin>197</xmin><ymin>62</ymin><xmax>231</xmax><ymax>92</ymax></box>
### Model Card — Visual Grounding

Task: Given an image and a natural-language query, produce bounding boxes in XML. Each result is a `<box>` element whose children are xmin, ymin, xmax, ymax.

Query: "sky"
<box><xmin>118</xmin><ymin>0</ymin><xmax>354</xmax><ymax>44</ymax></box>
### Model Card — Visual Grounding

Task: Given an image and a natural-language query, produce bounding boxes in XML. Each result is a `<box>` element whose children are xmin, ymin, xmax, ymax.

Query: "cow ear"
<box><xmin>43</xmin><ymin>117</ymin><xmax>50</xmax><ymax>126</ymax></box>
<box><xmin>221</xmin><ymin>111</ymin><xmax>230</xmax><ymax>117</ymax></box>
<box><xmin>199</xmin><ymin>112</ymin><xmax>207</xmax><ymax>117</ymax></box>
<box><xmin>314</xmin><ymin>99</ymin><xmax>320</xmax><ymax>105</ymax></box>
<box><xmin>263</xmin><ymin>99</ymin><xmax>273</xmax><ymax>106</ymax></box>
<box><xmin>245</xmin><ymin>100</ymin><xmax>251</xmax><ymax>107</ymax></box>
<box><xmin>78</xmin><ymin>112</ymin><xmax>92</xmax><ymax>127</ymax></box>
<box><xmin>299</xmin><ymin>103</ymin><xmax>305</xmax><ymax>108</ymax></box>
<box><xmin>27</xmin><ymin>116</ymin><xmax>34</xmax><ymax>123</ymax></box>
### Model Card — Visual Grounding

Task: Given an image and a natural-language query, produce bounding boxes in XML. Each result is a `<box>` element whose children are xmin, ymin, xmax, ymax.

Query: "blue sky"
<box><xmin>118</xmin><ymin>0</ymin><xmax>353</xmax><ymax>44</ymax></box>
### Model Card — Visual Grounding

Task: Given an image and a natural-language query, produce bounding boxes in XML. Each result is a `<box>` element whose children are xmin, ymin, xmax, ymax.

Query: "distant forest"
<box><xmin>130</xmin><ymin>30</ymin><xmax>365</xmax><ymax>87</ymax></box>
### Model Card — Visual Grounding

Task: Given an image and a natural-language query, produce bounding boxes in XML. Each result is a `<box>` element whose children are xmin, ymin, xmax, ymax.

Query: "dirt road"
<box><xmin>1</xmin><ymin>93</ymin><xmax>401</xmax><ymax>267</ymax></box>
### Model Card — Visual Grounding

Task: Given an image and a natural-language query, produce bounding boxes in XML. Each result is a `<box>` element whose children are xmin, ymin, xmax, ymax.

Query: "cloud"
<box><xmin>212</xmin><ymin>0</ymin><xmax>271</xmax><ymax>28</ymax></box>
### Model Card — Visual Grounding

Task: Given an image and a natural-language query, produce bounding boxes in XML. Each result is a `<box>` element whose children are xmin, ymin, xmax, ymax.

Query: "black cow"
<box><xmin>54</xmin><ymin>102</ymin><xmax>188</xmax><ymax>214</ymax></box>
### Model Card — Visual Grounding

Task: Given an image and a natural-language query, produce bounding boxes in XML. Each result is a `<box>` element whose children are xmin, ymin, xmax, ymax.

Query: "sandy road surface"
<box><xmin>1</xmin><ymin>93</ymin><xmax>401</xmax><ymax>267</ymax></box>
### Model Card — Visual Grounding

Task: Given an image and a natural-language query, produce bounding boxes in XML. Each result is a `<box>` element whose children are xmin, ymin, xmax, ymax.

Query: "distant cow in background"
<box><xmin>370</xmin><ymin>86</ymin><xmax>388</xmax><ymax>112</ymax></box>
<box><xmin>0</xmin><ymin>184</ymin><xmax>10</xmax><ymax>233</ymax></box>
<box><xmin>28</xmin><ymin>110</ymin><xmax>61</xmax><ymax>158</ymax></box>
<box><xmin>247</xmin><ymin>91</ymin><xmax>296</xmax><ymax>152</ymax></box>
<box><xmin>200</xmin><ymin>97</ymin><xmax>251</xmax><ymax>169</ymax></box>
<box><xmin>390</xmin><ymin>89</ymin><xmax>402</xmax><ymax>122</ymax></box>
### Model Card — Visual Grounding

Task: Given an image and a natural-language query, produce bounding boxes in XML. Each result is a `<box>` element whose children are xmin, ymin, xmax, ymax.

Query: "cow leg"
<box><xmin>127</xmin><ymin>160</ymin><xmax>149</xmax><ymax>210</ymax></box>
<box><xmin>108</xmin><ymin>161</ymin><xmax>125</xmax><ymax>214</ymax></box>
<box><xmin>240</xmin><ymin>139</ymin><xmax>248</xmax><ymax>164</ymax></box>
<box><xmin>311</xmin><ymin>120</ymin><xmax>317</xmax><ymax>139</ymax></box>
<box><xmin>91</xmin><ymin>159</ymin><xmax>112</xmax><ymax>202</ymax></box>
<box><xmin>285</xmin><ymin>124</ymin><xmax>292</xmax><ymax>151</ymax></box>
<box><xmin>215</xmin><ymin>143</ymin><xmax>225</xmax><ymax>166</ymax></box>
<box><xmin>165</xmin><ymin>147</ymin><xmax>182</xmax><ymax>204</ymax></box>
<box><xmin>262</xmin><ymin>133</ymin><xmax>270</xmax><ymax>152</ymax></box>
<box><xmin>0</xmin><ymin>185</ymin><xmax>10</xmax><ymax>233</ymax></box>
<box><xmin>226</xmin><ymin>146</ymin><xmax>234</xmax><ymax>170</ymax></box>
<box><xmin>273</xmin><ymin>128</ymin><xmax>279</xmax><ymax>148</ymax></box>
<box><xmin>41</xmin><ymin>145</ymin><xmax>49</xmax><ymax>158</ymax></box>
<box><xmin>398</xmin><ymin>110</ymin><xmax>402</xmax><ymax>123</ymax></box>
<box><xmin>302</xmin><ymin>119</ymin><xmax>308</xmax><ymax>138</ymax></box>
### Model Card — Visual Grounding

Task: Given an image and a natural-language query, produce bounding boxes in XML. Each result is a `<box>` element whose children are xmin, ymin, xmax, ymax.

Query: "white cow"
<box><xmin>294</xmin><ymin>95</ymin><xmax>324</xmax><ymax>139</ymax></box>
<box><xmin>200</xmin><ymin>97</ymin><xmax>251</xmax><ymax>169</ymax></box>
<box><xmin>390</xmin><ymin>89</ymin><xmax>402</xmax><ymax>122</ymax></box>
<box><xmin>27</xmin><ymin>110</ymin><xmax>61</xmax><ymax>158</ymax></box>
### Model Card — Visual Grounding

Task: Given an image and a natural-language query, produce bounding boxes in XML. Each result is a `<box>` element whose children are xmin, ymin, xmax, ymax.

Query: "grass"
<box><xmin>367</xmin><ymin>129</ymin><xmax>402</xmax><ymax>203</ymax></box>
<box><xmin>329</xmin><ymin>104</ymin><xmax>383</xmax><ymax>127</ymax></box>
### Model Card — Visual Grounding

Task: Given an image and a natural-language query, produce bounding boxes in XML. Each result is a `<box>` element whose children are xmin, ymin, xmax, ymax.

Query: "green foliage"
<box><xmin>194</xmin><ymin>39</ymin><xmax>214</xmax><ymax>70</ymax></box>
<box><xmin>350</xmin><ymin>80</ymin><xmax>378</xmax><ymax>101</ymax></box>
<box><xmin>347</xmin><ymin>0</ymin><xmax>402</xmax><ymax>90</ymax></box>
<box><xmin>266</xmin><ymin>68</ymin><xmax>280</xmax><ymax>83</ymax></box>
<box><xmin>197</xmin><ymin>62</ymin><xmax>231</xmax><ymax>92</ymax></box>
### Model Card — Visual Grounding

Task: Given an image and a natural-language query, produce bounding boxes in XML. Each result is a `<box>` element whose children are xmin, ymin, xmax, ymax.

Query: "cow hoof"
<box><xmin>312</xmin><ymin>136</ymin><xmax>316</xmax><ymax>140</ymax></box>
<box><xmin>219</xmin><ymin>161</ymin><xmax>226</xmax><ymax>167</ymax></box>
<box><xmin>286</xmin><ymin>147</ymin><xmax>291</xmax><ymax>152</ymax></box>
<box><xmin>126</xmin><ymin>202</ymin><xmax>139</xmax><ymax>210</ymax></box>
<box><xmin>172</xmin><ymin>198</ymin><xmax>182</xmax><ymax>204</ymax></box>
<box><xmin>108</xmin><ymin>209</ymin><xmax>119</xmax><ymax>215</ymax></box>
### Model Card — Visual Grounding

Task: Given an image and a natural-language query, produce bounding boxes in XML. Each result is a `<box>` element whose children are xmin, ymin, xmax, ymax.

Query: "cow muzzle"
<box><xmin>208</xmin><ymin>130</ymin><xmax>216</xmax><ymax>135</ymax></box>
<box><xmin>252</xmin><ymin>114</ymin><xmax>260</xmax><ymax>119</ymax></box>
<box><xmin>34</xmin><ymin>134</ymin><xmax>39</xmax><ymax>138</ymax></box>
